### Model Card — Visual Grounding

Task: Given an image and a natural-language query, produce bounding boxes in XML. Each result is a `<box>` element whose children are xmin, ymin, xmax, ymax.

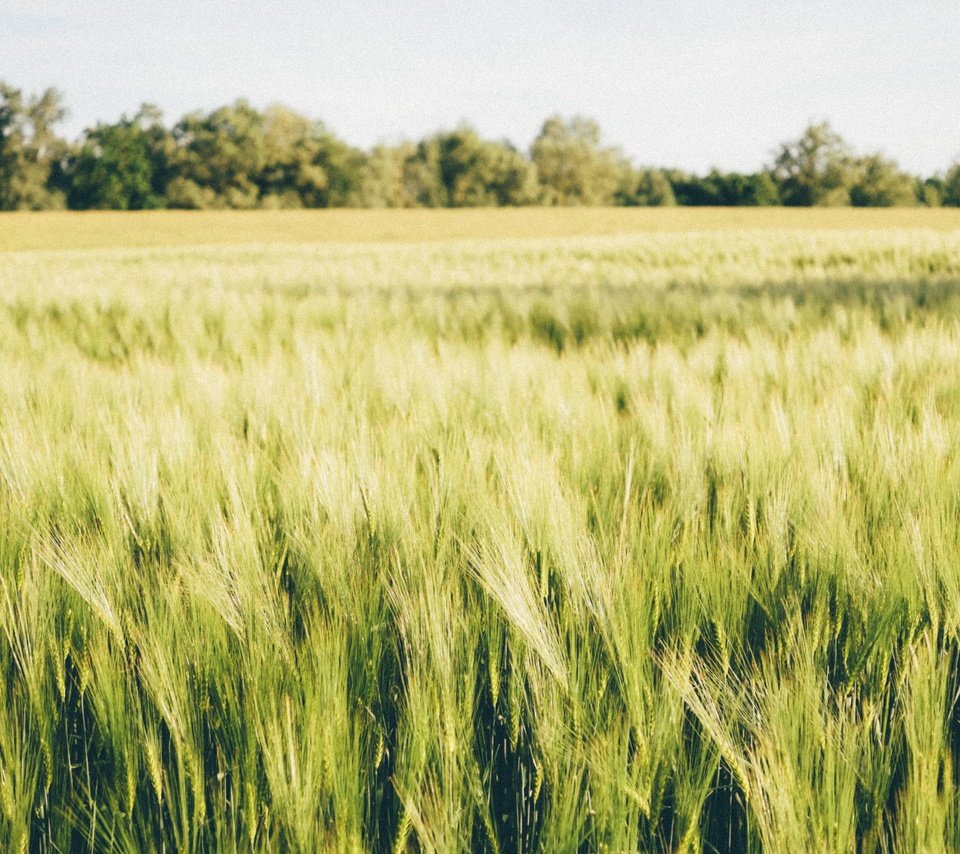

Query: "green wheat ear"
<box><xmin>125</xmin><ymin>754</ymin><xmax>136</xmax><ymax>816</ymax></box>
<box><xmin>40</xmin><ymin>738</ymin><xmax>53</xmax><ymax>795</ymax></box>
<box><xmin>489</xmin><ymin>657</ymin><xmax>501</xmax><ymax>708</ymax></box>
<box><xmin>244</xmin><ymin>780</ymin><xmax>259</xmax><ymax>846</ymax></box>
<box><xmin>393</xmin><ymin>806</ymin><xmax>411</xmax><ymax>854</ymax></box>
<box><xmin>145</xmin><ymin>737</ymin><xmax>163</xmax><ymax>805</ymax></box>
<box><xmin>50</xmin><ymin>639</ymin><xmax>66</xmax><ymax>702</ymax></box>
<box><xmin>0</xmin><ymin>775</ymin><xmax>14</xmax><ymax>821</ymax></box>
<box><xmin>374</xmin><ymin>728</ymin><xmax>385</xmax><ymax>769</ymax></box>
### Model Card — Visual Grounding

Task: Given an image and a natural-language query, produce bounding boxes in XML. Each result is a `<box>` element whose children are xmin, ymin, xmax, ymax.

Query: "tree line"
<box><xmin>2</xmin><ymin>82</ymin><xmax>959</xmax><ymax>211</ymax></box>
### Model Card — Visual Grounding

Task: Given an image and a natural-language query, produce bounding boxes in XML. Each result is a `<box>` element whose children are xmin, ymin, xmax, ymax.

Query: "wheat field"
<box><xmin>2</xmin><ymin>211</ymin><xmax>960</xmax><ymax>851</ymax></box>
<box><xmin>3</xmin><ymin>207</ymin><xmax>960</xmax><ymax>252</ymax></box>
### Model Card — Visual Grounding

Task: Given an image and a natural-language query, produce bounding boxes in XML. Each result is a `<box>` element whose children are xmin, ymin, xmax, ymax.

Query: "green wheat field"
<box><xmin>3</xmin><ymin>210</ymin><xmax>960</xmax><ymax>852</ymax></box>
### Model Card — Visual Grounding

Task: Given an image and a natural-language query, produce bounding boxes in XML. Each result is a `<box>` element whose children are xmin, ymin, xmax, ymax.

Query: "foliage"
<box><xmin>768</xmin><ymin>121</ymin><xmax>856</xmax><ymax>206</ymax></box>
<box><xmin>671</xmin><ymin>169</ymin><xmax>780</xmax><ymax>206</ymax></box>
<box><xmin>65</xmin><ymin>106</ymin><xmax>169</xmax><ymax>210</ymax></box>
<box><xmin>258</xmin><ymin>104</ymin><xmax>365</xmax><ymax>208</ymax></box>
<box><xmin>0</xmin><ymin>82</ymin><xmax>954</xmax><ymax>210</ymax></box>
<box><xmin>615</xmin><ymin>167</ymin><xmax>676</xmax><ymax>206</ymax></box>
<box><xmin>919</xmin><ymin>177</ymin><xmax>944</xmax><ymax>207</ymax></box>
<box><xmin>531</xmin><ymin>115</ymin><xmax>627</xmax><ymax>205</ymax></box>
<box><xmin>0</xmin><ymin>82</ymin><xmax>68</xmax><ymax>210</ymax></box>
<box><xmin>850</xmin><ymin>153</ymin><xmax>918</xmax><ymax>207</ymax></box>
<box><xmin>351</xmin><ymin>143</ymin><xmax>418</xmax><ymax>208</ymax></box>
<box><xmin>168</xmin><ymin>100</ymin><xmax>267</xmax><ymax>208</ymax></box>
<box><xmin>406</xmin><ymin>127</ymin><xmax>538</xmax><ymax>207</ymax></box>
<box><xmin>161</xmin><ymin>101</ymin><xmax>366</xmax><ymax>209</ymax></box>
<box><xmin>943</xmin><ymin>162</ymin><xmax>960</xmax><ymax>206</ymax></box>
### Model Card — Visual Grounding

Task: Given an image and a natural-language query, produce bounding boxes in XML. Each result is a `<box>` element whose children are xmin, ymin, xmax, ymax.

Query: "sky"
<box><xmin>3</xmin><ymin>0</ymin><xmax>959</xmax><ymax>175</ymax></box>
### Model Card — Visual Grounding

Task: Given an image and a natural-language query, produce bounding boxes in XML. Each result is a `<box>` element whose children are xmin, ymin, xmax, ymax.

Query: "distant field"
<box><xmin>4</xmin><ymin>220</ymin><xmax>960</xmax><ymax>851</ymax></box>
<box><xmin>2</xmin><ymin>206</ymin><xmax>960</xmax><ymax>252</ymax></box>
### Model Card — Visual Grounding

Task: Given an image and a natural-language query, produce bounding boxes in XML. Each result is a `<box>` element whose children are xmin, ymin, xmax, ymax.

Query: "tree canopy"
<box><xmin>849</xmin><ymin>154</ymin><xmax>919</xmax><ymax>207</ymax></box>
<box><xmin>0</xmin><ymin>82</ymin><xmax>954</xmax><ymax>210</ymax></box>
<box><xmin>66</xmin><ymin>107</ymin><xmax>169</xmax><ymax>210</ymax></box>
<box><xmin>0</xmin><ymin>83</ymin><xmax>68</xmax><ymax>210</ymax></box>
<box><xmin>531</xmin><ymin>115</ymin><xmax>627</xmax><ymax>205</ymax></box>
<box><xmin>768</xmin><ymin>122</ymin><xmax>855</xmax><ymax>206</ymax></box>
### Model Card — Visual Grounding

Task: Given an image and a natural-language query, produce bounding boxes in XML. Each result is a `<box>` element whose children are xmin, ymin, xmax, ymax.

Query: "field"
<box><xmin>2</xmin><ymin>209</ymin><xmax>960</xmax><ymax>852</ymax></box>
<box><xmin>4</xmin><ymin>207</ymin><xmax>960</xmax><ymax>252</ymax></box>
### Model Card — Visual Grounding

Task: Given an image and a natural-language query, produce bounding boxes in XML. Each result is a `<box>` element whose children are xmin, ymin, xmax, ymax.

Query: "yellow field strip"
<box><xmin>2</xmin><ymin>207</ymin><xmax>960</xmax><ymax>252</ymax></box>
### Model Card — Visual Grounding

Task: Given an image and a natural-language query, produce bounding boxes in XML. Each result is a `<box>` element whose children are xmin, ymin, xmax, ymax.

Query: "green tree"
<box><xmin>352</xmin><ymin>143</ymin><xmax>416</xmax><ymax>207</ymax></box>
<box><xmin>0</xmin><ymin>82</ymin><xmax>68</xmax><ymax>210</ymax></box>
<box><xmin>66</xmin><ymin>106</ymin><xmax>170</xmax><ymax>209</ymax></box>
<box><xmin>530</xmin><ymin>115</ymin><xmax>625</xmax><ymax>205</ymax></box>
<box><xmin>768</xmin><ymin>122</ymin><xmax>855</xmax><ymax>206</ymax></box>
<box><xmin>413</xmin><ymin>127</ymin><xmax>537</xmax><ymax>207</ymax></box>
<box><xmin>258</xmin><ymin>105</ymin><xmax>365</xmax><ymax>208</ymax></box>
<box><xmin>919</xmin><ymin>177</ymin><xmax>943</xmax><ymax>207</ymax></box>
<box><xmin>755</xmin><ymin>172</ymin><xmax>781</xmax><ymax>206</ymax></box>
<box><xmin>168</xmin><ymin>101</ymin><xmax>267</xmax><ymax>208</ymax></box>
<box><xmin>400</xmin><ymin>138</ymin><xmax>447</xmax><ymax>207</ymax></box>
<box><xmin>727</xmin><ymin>172</ymin><xmax>780</xmax><ymax>205</ymax></box>
<box><xmin>670</xmin><ymin>170</ymin><xmax>780</xmax><ymax>206</ymax></box>
<box><xmin>849</xmin><ymin>154</ymin><xmax>917</xmax><ymax>206</ymax></box>
<box><xmin>166</xmin><ymin>101</ymin><xmax>364</xmax><ymax>209</ymax></box>
<box><xmin>942</xmin><ymin>162</ymin><xmax>960</xmax><ymax>207</ymax></box>
<box><xmin>615</xmin><ymin>167</ymin><xmax>676</xmax><ymax>206</ymax></box>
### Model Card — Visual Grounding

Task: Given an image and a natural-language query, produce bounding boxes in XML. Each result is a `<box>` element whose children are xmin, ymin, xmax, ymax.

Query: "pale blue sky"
<box><xmin>3</xmin><ymin>0</ymin><xmax>959</xmax><ymax>175</ymax></box>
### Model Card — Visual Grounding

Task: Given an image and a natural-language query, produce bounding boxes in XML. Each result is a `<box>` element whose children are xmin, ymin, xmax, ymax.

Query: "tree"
<box><xmin>768</xmin><ymin>122</ymin><xmax>855</xmax><ymax>206</ymax></box>
<box><xmin>352</xmin><ymin>143</ymin><xmax>415</xmax><ymax>208</ymax></box>
<box><xmin>849</xmin><ymin>154</ymin><xmax>917</xmax><ymax>206</ymax></box>
<box><xmin>410</xmin><ymin>127</ymin><xmax>537</xmax><ymax>207</ymax></box>
<box><xmin>942</xmin><ymin>162</ymin><xmax>960</xmax><ymax>207</ymax></box>
<box><xmin>372</xmin><ymin>128</ymin><xmax>539</xmax><ymax>208</ymax></box>
<box><xmin>670</xmin><ymin>170</ymin><xmax>779</xmax><ymax>206</ymax></box>
<box><xmin>919</xmin><ymin>177</ymin><xmax>943</xmax><ymax>207</ymax></box>
<box><xmin>168</xmin><ymin>101</ymin><xmax>267</xmax><ymax>208</ymax></box>
<box><xmin>722</xmin><ymin>172</ymin><xmax>779</xmax><ymax>206</ymax></box>
<box><xmin>258</xmin><ymin>105</ymin><xmax>365</xmax><ymax>208</ymax></box>
<box><xmin>615</xmin><ymin>167</ymin><xmax>675</xmax><ymax>206</ymax></box>
<box><xmin>0</xmin><ymin>82</ymin><xmax>68</xmax><ymax>210</ymax></box>
<box><xmin>66</xmin><ymin>106</ymin><xmax>170</xmax><ymax>209</ymax></box>
<box><xmin>166</xmin><ymin>101</ymin><xmax>364</xmax><ymax>209</ymax></box>
<box><xmin>530</xmin><ymin>115</ymin><xmax>625</xmax><ymax>205</ymax></box>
